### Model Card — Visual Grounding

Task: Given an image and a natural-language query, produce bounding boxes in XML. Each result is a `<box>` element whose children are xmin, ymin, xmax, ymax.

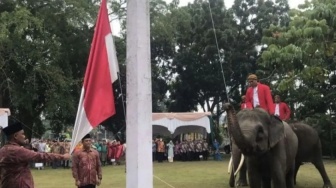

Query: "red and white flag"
<box><xmin>70</xmin><ymin>0</ymin><xmax>119</xmax><ymax>153</ymax></box>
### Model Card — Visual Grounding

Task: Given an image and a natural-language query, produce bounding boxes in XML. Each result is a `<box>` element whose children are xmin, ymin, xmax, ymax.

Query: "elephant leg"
<box><xmin>247</xmin><ymin>167</ymin><xmax>261</xmax><ymax>188</ymax></box>
<box><xmin>237</xmin><ymin>162</ymin><xmax>248</xmax><ymax>186</ymax></box>
<box><xmin>229</xmin><ymin>167</ymin><xmax>235</xmax><ymax>188</ymax></box>
<box><xmin>261</xmin><ymin>176</ymin><xmax>271</xmax><ymax>188</ymax></box>
<box><xmin>230</xmin><ymin>144</ymin><xmax>248</xmax><ymax>187</ymax></box>
<box><xmin>246</xmin><ymin>159</ymin><xmax>262</xmax><ymax>188</ymax></box>
<box><xmin>285</xmin><ymin>164</ymin><xmax>295</xmax><ymax>188</ymax></box>
<box><xmin>311</xmin><ymin>158</ymin><xmax>333</xmax><ymax>188</ymax></box>
<box><xmin>271</xmin><ymin>162</ymin><xmax>286</xmax><ymax>188</ymax></box>
<box><xmin>229</xmin><ymin>159</ymin><xmax>248</xmax><ymax>187</ymax></box>
<box><xmin>229</xmin><ymin>151</ymin><xmax>240</xmax><ymax>187</ymax></box>
<box><xmin>293</xmin><ymin>162</ymin><xmax>301</xmax><ymax>185</ymax></box>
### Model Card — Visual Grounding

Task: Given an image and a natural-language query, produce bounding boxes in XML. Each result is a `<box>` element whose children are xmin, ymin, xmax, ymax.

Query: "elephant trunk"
<box><xmin>223</xmin><ymin>103</ymin><xmax>252</xmax><ymax>153</ymax></box>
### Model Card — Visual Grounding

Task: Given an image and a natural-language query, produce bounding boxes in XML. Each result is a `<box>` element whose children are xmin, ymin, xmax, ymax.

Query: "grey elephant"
<box><xmin>228</xmin><ymin>121</ymin><xmax>333</xmax><ymax>188</ymax></box>
<box><xmin>224</xmin><ymin>103</ymin><xmax>298</xmax><ymax>188</ymax></box>
<box><xmin>291</xmin><ymin>121</ymin><xmax>333</xmax><ymax>188</ymax></box>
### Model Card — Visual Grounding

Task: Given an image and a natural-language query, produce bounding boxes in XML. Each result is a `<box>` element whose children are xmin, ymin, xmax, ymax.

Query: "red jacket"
<box><xmin>274</xmin><ymin>102</ymin><xmax>291</xmax><ymax>121</ymax></box>
<box><xmin>240</xmin><ymin>102</ymin><xmax>253</xmax><ymax>110</ymax></box>
<box><xmin>245</xmin><ymin>83</ymin><xmax>274</xmax><ymax>115</ymax></box>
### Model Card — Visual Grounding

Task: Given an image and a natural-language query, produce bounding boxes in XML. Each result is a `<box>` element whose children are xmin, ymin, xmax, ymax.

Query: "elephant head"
<box><xmin>223</xmin><ymin>103</ymin><xmax>284</xmax><ymax>155</ymax></box>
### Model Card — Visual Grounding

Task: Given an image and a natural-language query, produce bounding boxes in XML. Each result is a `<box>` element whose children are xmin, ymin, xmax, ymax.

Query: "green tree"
<box><xmin>259</xmin><ymin>0</ymin><xmax>336</xmax><ymax>156</ymax></box>
<box><xmin>166</xmin><ymin>0</ymin><xmax>239</xmax><ymax>129</ymax></box>
<box><xmin>0</xmin><ymin>0</ymin><xmax>99</xmax><ymax>139</ymax></box>
<box><xmin>230</xmin><ymin>0</ymin><xmax>290</xmax><ymax>96</ymax></box>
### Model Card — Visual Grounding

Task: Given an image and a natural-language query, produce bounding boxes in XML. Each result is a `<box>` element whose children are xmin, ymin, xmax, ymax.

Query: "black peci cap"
<box><xmin>2</xmin><ymin>122</ymin><xmax>23</xmax><ymax>136</ymax></box>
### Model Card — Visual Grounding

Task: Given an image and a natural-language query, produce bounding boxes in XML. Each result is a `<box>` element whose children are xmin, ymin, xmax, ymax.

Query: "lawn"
<box><xmin>33</xmin><ymin>158</ymin><xmax>335</xmax><ymax>188</ymax></box>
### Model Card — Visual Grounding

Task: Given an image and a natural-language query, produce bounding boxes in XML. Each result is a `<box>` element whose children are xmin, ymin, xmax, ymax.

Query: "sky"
<box><xmin>111</xmin><ymin>0</ymin><xmax>306</xmax><ymax>35</ymax></box>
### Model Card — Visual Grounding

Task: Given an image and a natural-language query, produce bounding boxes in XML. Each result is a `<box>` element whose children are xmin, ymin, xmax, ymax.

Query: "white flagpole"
<box><xmin>126</xmin><ymin>0</ymin><xmax>153</xmax><ymax>187</ymax></box>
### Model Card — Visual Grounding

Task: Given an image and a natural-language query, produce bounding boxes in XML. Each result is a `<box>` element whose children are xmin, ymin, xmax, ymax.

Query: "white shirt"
<box><xmin>38</xmin><ymin>142</ymin><xmax>46</xmax><ymax>152</ymax></box>
<box><xmin>253</xmin><ymin>86</ymin><xmax>260</xmax><ymax>107</ymax></box>
<box><xmin>275</xmin><ymin>103</ymin><xmax>280</xmax><ymax>116</ymax></box>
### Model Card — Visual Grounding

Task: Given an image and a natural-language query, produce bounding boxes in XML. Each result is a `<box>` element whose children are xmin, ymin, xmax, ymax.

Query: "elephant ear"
<box><xmin>268</xmin><ymin>115</ymin><xmax>285</xmax><ymax>148</ymax></box>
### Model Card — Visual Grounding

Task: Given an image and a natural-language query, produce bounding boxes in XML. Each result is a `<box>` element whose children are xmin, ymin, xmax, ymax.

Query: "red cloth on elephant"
<box><xmin>245</xmin><ymin>83</ymin><xmax>274</xmax><ymax>115</ymax></box>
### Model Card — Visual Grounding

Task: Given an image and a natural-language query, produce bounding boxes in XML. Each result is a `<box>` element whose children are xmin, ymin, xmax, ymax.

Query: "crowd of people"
<box><xmin>153</xmin><ymin>138</ymin><xmax>210</xmax><ymax>162</ymax></box>
<box><xmin>27</xmin><ymin>138</ymin><xmax>126</xmax><ymax>169</ymax></box>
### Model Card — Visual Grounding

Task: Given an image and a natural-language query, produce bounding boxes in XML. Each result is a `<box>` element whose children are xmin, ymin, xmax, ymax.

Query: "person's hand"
<box><xmin>63</xmin><ymin>153</ymin><xmax>71</xmax><ymax>160</ymax></box>
<box><xmin>75</xmin><ymin>180</ymin><xmax>81</xmax><ymax>187</ymax></box>
<box><xmin>96</xmin><ymin>178</ymin><xmax>101</xmax><ymax>186</ymax></box>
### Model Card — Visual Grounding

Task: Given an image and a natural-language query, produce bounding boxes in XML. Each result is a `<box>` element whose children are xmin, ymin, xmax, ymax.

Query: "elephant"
<box><xmin>224</xmin><ymin>103</ymin><xmax>298</xmax><ymax>188</ymax></box>
<box><xmin>228</xmin><ymin>121</ymin><xmax>334</xmax><ymax>188</ymax></box>
<box><xmin>290</xmin><ymin>121</ymin><xmax>333</xmax><ymax>188</ymax></box>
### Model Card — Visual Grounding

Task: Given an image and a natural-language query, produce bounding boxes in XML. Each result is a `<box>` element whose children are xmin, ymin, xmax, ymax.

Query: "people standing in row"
<box><xmin>174</xmin><ymin>139</ymin><xmax>208</xmax><ymax>162</ymax></box>
<box><xmin>51</xmin><ymin>140</ymin><xmax>62</xmax><ymax>169</ymax></box>
<box><xmin>213</xmin><ymin>139</ymin><xmax>221</xmax><ymax>161</ymax></box>
<box><xmin>156</xmin><ymin>137</ymin><xmax>165</xmax><ymax>163</ymax></box>
<box><xmin>100</xmin><ymin>140</ymin><xmax>108</xmax><ymax>166</ymax></box>
<box><xmin>152</xmin><ymin>139</ymin><xmax>157</xmax><ymax>161</ymax></box>
<box><xmin>166</xmin><ymin>140</ymin><xmax>174</xmax><ymax>162</ymax></box>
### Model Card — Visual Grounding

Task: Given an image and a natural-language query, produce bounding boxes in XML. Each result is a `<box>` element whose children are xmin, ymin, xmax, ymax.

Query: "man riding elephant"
<box><xmin>245</xmin><ymin>74</ymin><xmax>274</xmax><ymax>115</ymax></box>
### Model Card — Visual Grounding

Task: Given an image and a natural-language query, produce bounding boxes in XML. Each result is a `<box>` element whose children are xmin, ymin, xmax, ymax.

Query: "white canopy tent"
<box><xmin>0</xmin><ymin>108</ymin><xmax>10</xmax><ymax>128</ymax></box>
<box><xmin>152</xmin><ymin>112</ymin><xmax>212</xmax><ymax>137</ymax></box>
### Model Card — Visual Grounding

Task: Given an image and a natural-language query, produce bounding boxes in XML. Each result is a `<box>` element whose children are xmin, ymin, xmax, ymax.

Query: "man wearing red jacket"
<box><xmin>245</xmin><ymin>74</ymin><xmax>274</xmax><ymax>115</ymax></box>
<box><xmin>240</xmin><ymin>95</ymin><xmax>252</xmax><ymax>110</ymax></box>
<box><xmin>273</xmin><ymin>95</ymin><xmax>291</xmax><ymax>121</ymax></box>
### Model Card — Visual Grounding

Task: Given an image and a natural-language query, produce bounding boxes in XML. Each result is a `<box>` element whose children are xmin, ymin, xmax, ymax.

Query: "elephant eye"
<box><xmin>256</xmin><ymin>126</ymin><xmax>264</xmax><ymax>142</ymax></box>
<box><xmin>256</xmin><ymin>126</ymin><xmax>264</xmax><ymax>134</ymax></box>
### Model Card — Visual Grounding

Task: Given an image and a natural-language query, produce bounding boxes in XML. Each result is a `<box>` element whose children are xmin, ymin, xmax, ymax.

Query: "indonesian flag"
<box><xmin>70</xmin><ymin>0</ymin><xmax>119</xmax><ymax>153</ymax></box>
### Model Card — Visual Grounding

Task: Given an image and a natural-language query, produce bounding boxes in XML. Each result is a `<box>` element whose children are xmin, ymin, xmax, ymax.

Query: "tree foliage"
<box><xmin>259</xmin><ymin>0</ymin><xmax>336</xmax><ymax>156</ymax></box>
<box><xmin>0</xmin><ymin>0</ymin><xmax>99</xmax><ymax>139</ymax></box>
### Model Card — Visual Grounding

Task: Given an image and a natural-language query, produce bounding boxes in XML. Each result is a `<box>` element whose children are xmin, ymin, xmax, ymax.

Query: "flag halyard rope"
<box><xmin>208</xmin><ymin>1</ymin><xmax>230</xmax><ymax>103</ymax></box>
<box><xmin>208</xmin><ymin>1</ymin><xmax>237</xmax><ymax>187</ymax></box>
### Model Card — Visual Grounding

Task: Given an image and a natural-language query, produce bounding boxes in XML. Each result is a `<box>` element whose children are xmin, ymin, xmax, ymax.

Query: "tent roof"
<box><xmin>0</xmin><ymin>108</ymin><xmax>10</xmax><ymax>128</ymax></box>
<box><xmin>152</xmin><ymin>112</ymin><xmax>212</xmax><ymax>136</ymax></box>
<box><xmin>0</xmin><ymin>108</ymin><xmax>10</xmax><ymax>116</ymax></box>
<box><xmin>152</xmin><ymin>112</ymin><xmax>211</xmax><ymax>121</ymax></box>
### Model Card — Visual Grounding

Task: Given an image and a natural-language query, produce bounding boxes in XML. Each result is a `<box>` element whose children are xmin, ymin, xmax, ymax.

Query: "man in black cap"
<box><xmin>0</xmin><ymin>121</ymin><xmax>71</xmax><ymax>188</ymax></box>
<box><xmin>72</xmin><ymin>133</ymin><xmax>102</xmax><ymax>188</ymax></box>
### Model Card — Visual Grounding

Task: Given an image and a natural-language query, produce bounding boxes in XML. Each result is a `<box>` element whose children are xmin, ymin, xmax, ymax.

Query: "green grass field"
<box><xmin>33</xmin><ymin>158</ymin><xmax>335</xmax><ymax>188</ymax></box>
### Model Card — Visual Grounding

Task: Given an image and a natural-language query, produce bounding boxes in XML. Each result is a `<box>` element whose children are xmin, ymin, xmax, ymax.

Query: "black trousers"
<box><xmin>157</xmin><ymin>152</ymin><xmax>164</xmax><ymax>162</ymax></box>
<box><xmin>78</xmin><ymin>184</ymin><xmax>95</xmax><ymax>188</ymax></box>
<box><xmin>152</xmin><ymin>152</ymin><xmax>156</xmax><ymax>161</ymax></box>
